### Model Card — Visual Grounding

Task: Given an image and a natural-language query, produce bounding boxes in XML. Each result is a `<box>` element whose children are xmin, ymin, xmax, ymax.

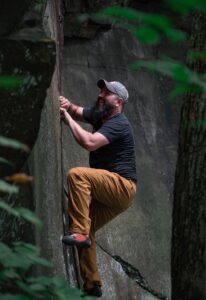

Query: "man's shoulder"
<box><xmin>106</xmin><ymin>113</ymin><xmax>129</xmax><ymax>123</ymax></box>
<box><xmin>100</xmin><ymin>113</ymin><xmax>133</xmax><ymax>135</ymax></box>
<box><xmin>111</xmin><ymin>113</ymin><xmax>132</xmax><ymax>129</ymax></box>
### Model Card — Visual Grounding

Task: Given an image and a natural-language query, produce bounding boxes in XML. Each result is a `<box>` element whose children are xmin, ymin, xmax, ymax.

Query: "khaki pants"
<box><xmin>67</xmin><ymin>167</ymin><xmax>136</xmax><ymax>290</ymax></box>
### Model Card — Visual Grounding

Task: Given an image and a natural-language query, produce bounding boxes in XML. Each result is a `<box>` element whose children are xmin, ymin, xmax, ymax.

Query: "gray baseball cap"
<box><xmin>97</xmin><ymin>79</ymin><xmax>129</xmax><ymax>102</ymax></box>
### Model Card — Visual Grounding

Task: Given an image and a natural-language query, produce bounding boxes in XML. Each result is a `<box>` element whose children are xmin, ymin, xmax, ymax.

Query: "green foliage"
<box><xmin>0</xmin><ymin>205</ymin><xmax>93</xmax><ymax>299</ymax></box>
<box><xmin>0</xmin><ymin>181</ymin><xmax>19</xmax><ymax>194</ymax></box>
<box><xmin>0</xmin><ymin>76</ymin><xmax>25</xmax><ymax>90</ymax></box>
<box><xmin>0</xmin><ymin>137</ymin><xmax>94</xmax><ymax>299</ymax></box>
<box><xmin>181</xmin><ymin>119</ymin><xmax>206</xmax><ymax>130</ymax></box>
<box><xmin>0</xmin><ymin>200</ymin><xmax>42</xmax><ymax>227</ymax></box>
<box><xmin>0</xmin><ymin>158</ymin><xmax>13</xmax><ymax>167</ymax></box>
<box><xmin>168</xmin><ymin>84</ymin><xmax>201</xmax><ymax>99</ymax></box>
<box><xmin>0</xmin><ymin>136</ymin><xmax>30</xmax><ymax>152</ymax></box>
<box><xmin>166</xmin><ymin>0</ymin><xmax>206</xmax><ymax>14</ymax></box>
<box><xmin>1</xmin><ymin>1</ymin><xmax>204</xmax><ymax>299</ymax></box>
<box><xmin>0</xmin><ymin>242</ymin><xmax>93</xmax><ymax>299</ymax></box>
<box><xmin>131</xmin><ymin>60</ymin><xmax>206</xmax><ymax>88</ymax></box>
<box><xmin>187</xmin><ymin>50</ymin><xmax>206</xmax><ymax>62</ymax></box>
<box><xmin>0</xmin><ymin>242</ymin><xmax>52</xmax><ymax>271</ymax></box>
<box><xmin>86</xmin><ymin>3</ymin><xmax>206</xmax><ymax>99</ymax></box>
<box><xmin>93</xmin><ymin>7</ymin><xmax>186</xmax><ymax>44</ymax></box>
<box><xmin>130</xmin><ymin>59</ymin><xmax>206</xmax><ymax>97</ymax></box>
<box><xmin>133</xmin><ymin>27</ymin><xmax>160</xmax><ymax>44</ymax></box>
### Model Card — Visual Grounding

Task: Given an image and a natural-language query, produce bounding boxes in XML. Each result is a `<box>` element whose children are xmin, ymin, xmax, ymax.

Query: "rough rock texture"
<box><xmin>0</xmin><ymin>34</ymin><xmax>55</xmax><ymax>176</ymax></box>
<box><xmin>0</xmin><ymin>0</ymin><xmax>56</xmax><ymax>178</ymax></box>
<box><xmin>1</xmin><ymin>0</ymin><xmax>185</xmax><ymax>299</ymax></box>
<box><xmin>60</xmin><ymin>0</ymin><xmax>187</xmax><ymax>296</ymax></box>
<box><xmin>0</xmin><ymin>1</ymin><xmax>55</xmax><ymax>245</ymax></box>
<box><xmin>27</xmin><ymin>0</ymin><xmax>182</xmax><ymax>298</ymax></box>
<box><xmin>26</xmin><ymin>0</ymin><xmax>79</xmax><ymax>281</ymax></box>
<box><xmin>61</xmin><ymin>24</ymin><xmax>181</xmax><ymax>298</ymax></box>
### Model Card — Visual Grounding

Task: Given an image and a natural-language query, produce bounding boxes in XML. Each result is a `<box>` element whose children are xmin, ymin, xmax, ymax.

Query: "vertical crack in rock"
<box><xmin>62</xmin><ymin>182</ymin><xmax>82</xmax><ymax>287</ymax></box>
<box><xmin>63</xmin><ymin>187</ymin><xmax>168</xmax><ymax>299</ymax></box>
<box><xmin>96</xmin><ymin>241</ymin><xmax>169</xmax><ymax>300</ymax></box>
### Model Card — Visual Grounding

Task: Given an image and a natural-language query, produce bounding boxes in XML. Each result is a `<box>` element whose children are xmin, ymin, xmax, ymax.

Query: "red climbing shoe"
<box><xmin>62</xmin><ymin>233</ymin><xmax>91</xmax><ymax>248</ymax></box>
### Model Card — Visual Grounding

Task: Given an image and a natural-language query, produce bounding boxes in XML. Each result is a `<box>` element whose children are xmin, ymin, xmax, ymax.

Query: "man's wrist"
<box><xmin>67</xmin><ymin>103</ymin><xmax>78</xmax><ymax>118</ymax></box>
<box><xmin>67</xmin><ymin>103</ymin><xmax>72</xmax><ymax>112</ymax></box>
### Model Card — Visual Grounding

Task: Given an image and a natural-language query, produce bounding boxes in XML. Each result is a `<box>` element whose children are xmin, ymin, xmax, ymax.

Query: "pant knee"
<box><xmin>67</xmin><ymin>167</ymin><xmax>88</xmax><ymax>182</ymax></box>
<box><xmin>68</xmin><ymin>167</ymin><xmax>79</xmax><ymax>180</ymax></box>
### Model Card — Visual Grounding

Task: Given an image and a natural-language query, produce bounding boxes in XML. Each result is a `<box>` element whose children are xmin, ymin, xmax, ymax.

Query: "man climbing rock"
<box><xmin>59</xmin><ymin>79</ymin><xmax>137</xmax><ymax>298</ymax></box>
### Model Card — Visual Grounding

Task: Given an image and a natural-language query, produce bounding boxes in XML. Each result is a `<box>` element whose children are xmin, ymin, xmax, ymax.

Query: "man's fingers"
<box><xmin>60</xmin><ymin>103</ymin><xmax>67</xmax><ymax>108</ymax></box>
<box><xmin>59</xmin><ymin>98</ymin><xmax>68</xmax><ymax>109</ymax></box>
<box><xmin>59</xmin><ymin>96</ymin><xmax>67</xmax><ymax>103</ymax></box>
<box><xmin>59</xmin><ymin>96</ymin><xmax>71</xmax><ymax>111</ymax></box>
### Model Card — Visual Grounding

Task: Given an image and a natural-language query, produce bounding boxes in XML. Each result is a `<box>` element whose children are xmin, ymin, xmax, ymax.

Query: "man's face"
<box><xmin>97</xmin><ymin>87</ymin><xmax>119</xmax><ymax>111</ymax></box>
<box><xmin>92</xmin><ymin>87</ymin><xmax>122</xmax><ymax>125</ymax></box>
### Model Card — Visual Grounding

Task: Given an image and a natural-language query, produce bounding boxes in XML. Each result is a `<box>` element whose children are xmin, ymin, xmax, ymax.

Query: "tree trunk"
<box><xmin>172</xmin><ymin>12</ymin><xmax>206</xmax><ymax>300</ymax></box>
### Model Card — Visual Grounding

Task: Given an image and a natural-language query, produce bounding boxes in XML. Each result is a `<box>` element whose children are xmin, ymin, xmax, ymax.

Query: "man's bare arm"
<box><xmin>60</xmin><ymin>108</ymin><xmax>109</xmax><ymax>151</ymax></box>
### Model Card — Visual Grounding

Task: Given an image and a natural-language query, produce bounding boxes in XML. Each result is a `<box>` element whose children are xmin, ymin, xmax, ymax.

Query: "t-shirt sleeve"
<box><xmin>83</xmin><ymin>107</ymin><xmax>94</xmax><ymax>124</ymax></box>
<box><xmin>97</xmin><ymin>118</ymin><xmax>125</xmax><ymax>143</ymax></box>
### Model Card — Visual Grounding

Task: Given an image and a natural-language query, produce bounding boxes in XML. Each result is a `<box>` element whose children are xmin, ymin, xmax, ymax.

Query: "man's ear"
<box><xmin>116</xmin><ymin>98</ymin><xmax>123</xmax><ymax>107</ymax></box>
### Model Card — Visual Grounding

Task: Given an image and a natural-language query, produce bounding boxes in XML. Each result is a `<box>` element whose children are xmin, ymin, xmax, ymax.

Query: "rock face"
<box><xmin>0</xmin><ymin>35</ymin><xmax>55</xmax><ymax>176</ymax></box>
<box><xmin>59</xmin><ymin>2</ymin><xmax>183</xmax><ymax>299</ymax></box>
<box><xmin>61</xmin><ymin>26</ymin><xmax>180</xmax><ymax>299</ymax></box>
<box><xmin>0</xmin><ymin>0</ymin><xmax>55</xmax><ymax>245</ymax></box>
<box><xmin>1</xmin><ymin>0</ymin><xmax>184</xmax><ymax>299</ymax></box>
<box><xmin>0</xmin><ymin>0</ymin><xmax>55</xmax><ymax>177</ymax></box>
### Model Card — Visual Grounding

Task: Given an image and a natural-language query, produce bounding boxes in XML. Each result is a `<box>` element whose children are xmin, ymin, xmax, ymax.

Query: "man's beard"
<box><xmin>92</xmin><ymin>98</ymin><xmax>115</xmax><ymax>128</ymax></box>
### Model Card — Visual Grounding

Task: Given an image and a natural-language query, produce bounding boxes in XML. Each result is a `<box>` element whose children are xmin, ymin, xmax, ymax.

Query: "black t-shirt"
<box><xmin>83</xmin><ymin>107</ymin><xmax>137</xmax><ymax>182</ymax></box>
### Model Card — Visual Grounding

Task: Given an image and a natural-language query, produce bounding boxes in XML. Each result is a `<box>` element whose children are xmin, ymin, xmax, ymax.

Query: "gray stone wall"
<box><xmin>61</xmin><ymin>24</ymin><xmax>181</xmax><ymax>299</ymax></box>
<box><xmin>27</xmin><ymin>0</ymin><xmax>78</xmax><ymax>282</ymax></box>
<box><xmin>0</xmin><ymin>0</ymin><xmax>55</xmax><ymax>246</ymax></box>
<box><xmin>29</xmin><ymin>1</ymin><xmax>181</xmax><ymax>298</ymax></box>
<box><xmin>0</xmin><ymin>1</ymin><xmax>184</xmax><ymax>299</ymax></box>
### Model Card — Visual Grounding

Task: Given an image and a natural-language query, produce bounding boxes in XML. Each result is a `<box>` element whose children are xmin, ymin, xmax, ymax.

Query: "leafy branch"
<box><xmin>0</xmin><ymin>136</ymin><xmax>93</xmax><ymax>299</ymax></box>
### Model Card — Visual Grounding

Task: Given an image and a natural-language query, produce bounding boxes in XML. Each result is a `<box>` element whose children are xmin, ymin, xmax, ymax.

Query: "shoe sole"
<box><xmin>84</xmin><ymin>286</ymin><xmax>102</xmax><ymax>298</ymax></box>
